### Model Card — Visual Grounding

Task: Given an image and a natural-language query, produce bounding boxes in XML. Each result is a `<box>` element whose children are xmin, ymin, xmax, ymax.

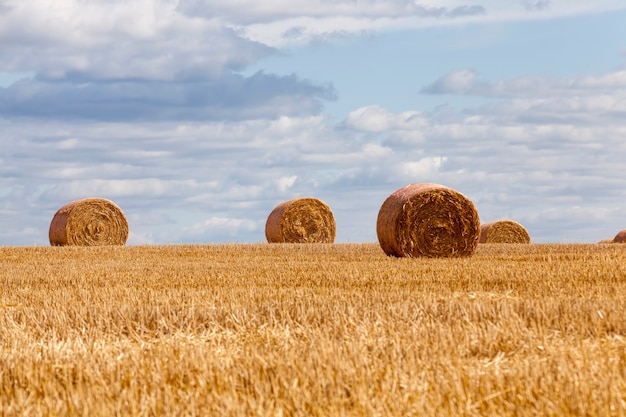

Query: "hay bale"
<box><xmin>376</xmin><ymin>183</ymin><xmax>480</xmax><ymax>258</ymax></box>
<box><xmin>479</xmin><ymin>220</ymin><xmax>531</xmax><ymax>244</ymax></box>
<box><xmin>265</xmin><ymin>198</ymin><xmax>336</xmax><ymax>243</ymax></box>
<box><xmin>598</xmin><ymin>238</ymin><xmax>614</xmax><ymax>244</ymax></box>
<box><xmin>49</xmin><ymin>198</ymin><xmax>129</xmax><ymax>246</ymax></box>
<box><xmin>612</xmin><ymin>229</ymin><xmax>626</xmax><ymax>243</ymax></box>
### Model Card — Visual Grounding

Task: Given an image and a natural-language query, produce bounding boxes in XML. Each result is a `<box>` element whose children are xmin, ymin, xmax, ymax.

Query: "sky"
<box><xmin>1</xmin><ymin>0</ymin><xmax>626</xmax><ymax>245</ymax></box>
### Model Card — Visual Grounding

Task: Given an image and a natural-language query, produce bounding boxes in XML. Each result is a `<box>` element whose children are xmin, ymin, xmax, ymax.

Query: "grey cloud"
<box><xmin>421</xmin><ymin>69</ymin><xmax>486</xmax><ymax>95</ymax></box>
<box><xmin>521</xmin><ymin>0</ymin><xmax>550</xmax><ymax>11</ymax></box>
<box><xmin>176</xmin><ymin>1</ymin><xmax>487</xmax><ymax>23</ymax></box>
<box><xmin>282</xmin><ymin>26</ymin><xmax>306</xmax><ymax>40</ymax></box>
<box><xmin>422</xmin><ymin>69</ymin><xmax>626</xmax><ymax>100</ymax></box>
<box><xmin>0</xmin><ymin>71</ymin><xmax>336</xmax><ymax>121</ymax></box>
<box><xmin>446</xmin><ymin>6</ymin><xmax>487</xmax><ymax>17</ymax></box>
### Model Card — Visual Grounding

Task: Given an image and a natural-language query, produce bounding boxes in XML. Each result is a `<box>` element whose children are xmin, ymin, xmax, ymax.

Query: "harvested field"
<box><xmin>1</xmin><ymin>243</ymin><xmax>625</xmax><ymax>416</ymax></box>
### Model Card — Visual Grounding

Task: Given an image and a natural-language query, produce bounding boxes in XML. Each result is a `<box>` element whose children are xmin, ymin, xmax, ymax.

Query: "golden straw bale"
<box><xmin>479</xmin><ymin>220</ymin><xmax>531</xmax><ymax>244</ymax></box>
<box><xmin>376</xmin><ymin>183</ymin><xmax>480</xmax><ymax>258</ymax></box>
<box><xmin>265</xmin><ymin>198</ymin><xmax>336</xmax><ymax>243</ymax></box>
<box><xmin>598</xmin><ymin>238</ymin><xmax>614</xmax><ymax>244</ymax></box>
<box><xmin>612</xmin><ymin>229</ymin><xmax>626</xmax><ymax>243</ymax></box>
<box><xmin>49</xmin><ymin>198</ymin><xmax>129</xmax><ymax>246</ymax></box>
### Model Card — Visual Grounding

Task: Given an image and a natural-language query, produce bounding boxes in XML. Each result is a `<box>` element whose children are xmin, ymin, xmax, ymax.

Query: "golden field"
<box><xmin>0</xmin><ymin>243</ymin><xmax>625</xmax><ymax>416</ymax></box>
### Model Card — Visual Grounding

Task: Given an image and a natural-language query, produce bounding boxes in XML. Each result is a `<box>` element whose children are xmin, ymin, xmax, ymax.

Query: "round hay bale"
<box><xmin>265</xmin><ymin>198</ymin><xmax>336</xmax><ymax>243</ymax></box>
<box><xmin>49</xmin><ymin>198</ymin><xmax>129</xmax><ymax>246</ymax></box>
<box><xmin>376</xmin><ymin>183</ymin><xmax>480</xmax><ymax>258</ymax></box>
<box><xmin>479</xmin><ymin>220</ymin><xmax>531</xmax><ymax>244</ymax></box>
<box><xmin>612</xmin><ymin>229</ymin><xmax>626</xmax><ymax>243</ymax></box>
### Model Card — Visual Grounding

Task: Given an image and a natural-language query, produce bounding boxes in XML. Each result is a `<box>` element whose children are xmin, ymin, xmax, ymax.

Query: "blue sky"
<box><xmin>1</xmin><ymin>0</ymin><xmax>626</xmax><ymax>245</ymax></box>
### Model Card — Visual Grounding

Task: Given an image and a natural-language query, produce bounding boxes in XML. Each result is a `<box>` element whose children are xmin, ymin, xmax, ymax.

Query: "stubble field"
<box><xmin>1</xmin><ymin>243</ymin><xmax>625</xmax><ymax>416</ymax></box>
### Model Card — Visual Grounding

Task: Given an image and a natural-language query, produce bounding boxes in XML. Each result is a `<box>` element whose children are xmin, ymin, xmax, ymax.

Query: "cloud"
<box><xmin>183</xmin><ymin>217</ymin><xmax>259</xmax><ymax>242</ymax></box>
<box><xmin>421</xmin><ymin>69</ymin><xmax>483</xmax><ymax>95</ymax></box>
<box><xmin>344</xmin><ymin>105</ymin><xmax>427</xmax><ymax>133</ymax></box>
<box><xmin>199</xmin><ymin>1</ymin><xmax>626</xmax><ymax>46</ymax></box>
<box><xmin>521</xmin><ymin>0</ymin><xmax>550</xmax><ymax>11</ymax></box>
<box><xmin>396</xmin><ymin>157</ymin><xmax>447</xmax><ymax>179</ymax></box>
<box><xmin>0</xmin><ymin>0</ymin><xmax>337</xmax><ymax>121</ymax></box>
<box><xmin>276</xmin><ymin>175</ymin><xmax>297</xmax><ymax>193</ymax></box>
<box><xmin>176</xmin><ymin>1</ymin><xmax>486</xmax><ymax>23</ymax></box>
<box><xmin>0</xmin><ymin>1</ymin><xmax>272</xmax><ymax>79</ymax></box>
<box><xmin>3</xmin><ymin>80</ymin><xmax>626</xmax><ymax>246</ymax></box>
<box><xmin>422</xmin><ymin>69</ymin><xmax>626</xmax><ymax>98</ymax></box>
<box><xmin>0</xmin><ymin>71</ymin><xmax>335</xmax><ymax>121</ymax></box>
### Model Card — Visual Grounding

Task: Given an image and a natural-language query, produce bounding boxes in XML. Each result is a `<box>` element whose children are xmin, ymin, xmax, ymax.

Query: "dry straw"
<box><xmin>376</xmin><ymin>183</ymin><xmax>480</xmax><ymax>258</ymax></box>
<box><xmin>49</xmin><ymin>198</ymin><xmax>129</xmax><ymax>246</ymax></box>
<box><xmin>479</xmin><ymin>220</ymin><xmax>531</xmax><ymax>244</ymax></box>
<box><xmin>265</xmin><ymin>198</ymin><xmax>336</xmax><ymax>243</ymax></box>
<box><xmin>612</xmin><ymin>228</ymin><xmax>626</xmax><ymax>243</ymax></box>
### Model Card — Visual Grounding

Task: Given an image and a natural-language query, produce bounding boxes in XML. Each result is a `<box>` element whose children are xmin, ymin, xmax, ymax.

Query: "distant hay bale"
<box><xmin>376</xmin><ymin>183</ymin><xmax>480</xmax><ymax>258</ymax></box>
<box><xmin>265</xmin><ymin>198</ymin><xmax>336</xmax><ymax>243</ymax></box>
<box><xmin>598</xmin><ymin>238</ymin><xmax>614</xmax><ymax>244</ymax></box>
<box><xmin>479</xmin><ymin>220</ymin><xmax>531</xmax><ymax>244</ymax></box>
<box><xmin>612</xmin><ymin>229</ymin><xmax>626</xmax><ymax>243</ymax></box>
<box><xmin>49</xmin><ymin>198</ymin><xmax>129</xmax><ymax>246</ymax></box>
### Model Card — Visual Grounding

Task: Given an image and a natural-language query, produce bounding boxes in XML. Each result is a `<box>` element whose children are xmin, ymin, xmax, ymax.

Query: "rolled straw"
<box><xmin>479</xmin><ymin>220</ymin><xmax>531</xmax><ymax>244</ymax></box>
<box><xmin>376</xmin><ymin>183</ymin><xmax>480</xmax><ymax>258</ymax></box>
<box><xmin>265</xmin><ymin>198</ymin><xmax>336</xmax><ymax>243</ymax></box>
<box><xmin>49</xmin><ymin>198</ymin><xmax>129</xmax><ymax>246</ymax></box>
<box><xmin>612</xmin><ymin>228</ymin><xmax>626</xmax><ymax>243</ymax></box>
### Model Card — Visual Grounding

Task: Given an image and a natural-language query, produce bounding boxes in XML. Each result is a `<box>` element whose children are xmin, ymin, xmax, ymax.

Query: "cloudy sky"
<box><xmin>1</xmin><ymin>0</ymin><xmax>626</xmax><ymax>245</ymax></box>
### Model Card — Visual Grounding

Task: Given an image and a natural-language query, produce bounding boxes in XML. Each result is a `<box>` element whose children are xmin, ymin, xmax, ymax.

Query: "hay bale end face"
<box><xmin>376</xmin><ymin>183</ymin><xmax>480</xmax><ymax>258</ymax></box>
<box><xmin>479</xmin><ymin>220</ymin><xmax>531</xmax><ymax>244</ymax></box>
<box><xmin>49</xmin><ymin>198</ymin><xmax>129</xmax><ymax>246</ymax></box>
<box><xmin>613</xmin><ymin>229</ymin><xmax>626</xmax><ymax>243</ymax></box>
<box><xmin>265</xmin><ymin>198</ymin><xmax>336</xmax><ymax>243</ymax></box>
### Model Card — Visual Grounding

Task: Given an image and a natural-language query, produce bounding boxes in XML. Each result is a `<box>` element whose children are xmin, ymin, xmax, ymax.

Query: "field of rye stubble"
<box><xmin>1</xmin><ymin>242</ymin><xmax>625</xmax><ymax>416</ymax></box>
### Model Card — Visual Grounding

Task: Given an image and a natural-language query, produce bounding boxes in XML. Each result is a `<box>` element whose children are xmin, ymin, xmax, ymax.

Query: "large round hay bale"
<box><xmin>376</xmin><ymin>183</ymin><xmax>480</xmax><ymax>258</ymax></box>
<box><xmin>265</xmin><ymin>198</ymin><xmax>336</xmax><ymax>243</ymax></box>
<box><xmin>49</xmin><ymin>198</ymin><xmax>129</xmax><ymax>246</ymax></box>
<box><xmin>612</xmin><ymin>229</ymin><xmax>626</xmax><ymax>243</ymax></box>
<box><xmin>479</xmin><ymin>220</ymin><xmax>531</xmax><ymax>244</ymax></box>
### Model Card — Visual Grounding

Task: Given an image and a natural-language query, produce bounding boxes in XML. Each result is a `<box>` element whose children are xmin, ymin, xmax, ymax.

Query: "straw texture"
<box><xmin>265</xmin><ymin>198</ymin><xmax>336</xmax><ymax>243</ymax></box>
<box><xmin>479</xmin><ymin>220</ymin><xmax>531</xmax><ymax>244</ymax></box>
<box><xmin>376</xmin><ymin>183</ymin><xmax>480</xmax><ymax>258</ymax></box>
<box><xmin>49</xmin><ymin>198</ymin><xmax>129</xmax><ymax>246</ymax></box>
